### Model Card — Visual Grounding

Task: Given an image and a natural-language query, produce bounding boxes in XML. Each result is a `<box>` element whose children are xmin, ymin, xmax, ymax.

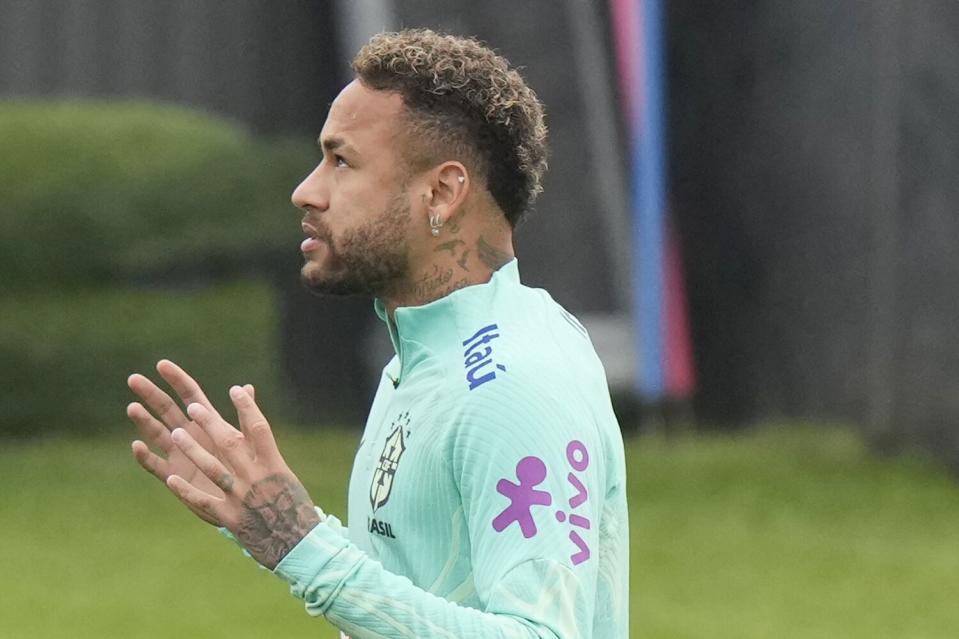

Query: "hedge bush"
<box><xmin>0</xmin><ymin>100</ymin><xmax>313</xmax><ymax>291</ymax></box>
<box><xmin>0</xmin><ymin>280</ymin><xmax>286</xmax><ymax>438</ymax></box>
<box><xmin>0</xmin><ymin>100</ymin><xmax>318</xmax><ymax>437</ymax></box>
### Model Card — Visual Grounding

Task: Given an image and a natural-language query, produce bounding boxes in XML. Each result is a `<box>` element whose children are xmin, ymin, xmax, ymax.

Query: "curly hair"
<box><xmin>352</xmin><ymin>29</ymin><xmax>548</xmax><ymax>228</ymax></box>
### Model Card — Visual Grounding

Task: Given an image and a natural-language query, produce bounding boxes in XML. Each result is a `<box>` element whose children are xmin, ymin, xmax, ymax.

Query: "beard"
<box><xmin>300</xmin><ymin>192</ymin><xmax>412</xmax><ymax>298</ymax></box>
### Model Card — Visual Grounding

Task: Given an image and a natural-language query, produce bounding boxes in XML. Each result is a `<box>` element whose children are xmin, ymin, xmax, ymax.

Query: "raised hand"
<box><xmin>126</xmin><ymin>360</ymin><xmax>250</xmax><ymax>521</ymax></box>
<box><xmin>127</xmin><ymin>360</ymin><xmax>320</xmax><ymax>569</ymax></box>
<box><xmin>167</xmin><ymin>386</ymin><xmax>321</xmax><ymax>569</ymax></box>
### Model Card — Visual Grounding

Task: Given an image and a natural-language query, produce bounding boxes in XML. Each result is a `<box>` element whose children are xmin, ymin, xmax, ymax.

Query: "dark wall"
<box><xmin>669</xmin><ymin>0</ymin><xmax>959</xmax><ymax>466</ymax></box>
<box><xmin>0</xmin><ymin>0</ymin><xmax>341</xmax><ymax>135</ymax></box>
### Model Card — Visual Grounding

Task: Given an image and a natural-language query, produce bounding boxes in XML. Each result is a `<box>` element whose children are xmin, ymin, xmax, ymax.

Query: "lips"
<box><xmin>301</xmin><ymin>221</ymin><xmax>324</xmax><ymax>254</ymax></box>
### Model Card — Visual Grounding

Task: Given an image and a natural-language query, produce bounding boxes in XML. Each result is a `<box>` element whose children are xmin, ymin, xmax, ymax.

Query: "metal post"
<box><xmin>866</xmin><ymin>0</ymin><xmax>903</xmax><ymax>451</ymax></box>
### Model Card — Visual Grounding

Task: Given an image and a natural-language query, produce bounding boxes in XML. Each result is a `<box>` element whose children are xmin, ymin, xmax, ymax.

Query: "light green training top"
<box><xmin>267</xmin><ymin>259</ymin><xmax>629</xmax><ymax>638</ymax></box>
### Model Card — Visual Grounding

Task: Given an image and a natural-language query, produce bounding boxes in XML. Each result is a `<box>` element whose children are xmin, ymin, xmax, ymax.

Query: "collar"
<box><xmin>374</xmin><ymin>259</ymin><xmax>520</xmax><ymax>384</ymax></box>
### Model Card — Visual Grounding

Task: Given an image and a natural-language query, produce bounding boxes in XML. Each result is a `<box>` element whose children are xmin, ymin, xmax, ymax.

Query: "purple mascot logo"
<box><xmin>491</xmin><ymin>440</ymin><xmax>594</xmax><ymax>566</ymax></box>
<box><xmin>492</xmin><ymin>456</ymin><xmax>553</xmax><ymax>538</ymax></box>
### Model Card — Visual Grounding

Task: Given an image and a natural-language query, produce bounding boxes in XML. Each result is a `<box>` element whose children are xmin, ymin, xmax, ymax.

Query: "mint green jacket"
<box><xmin>272</xmin><ymin>260</ymin><xmax>629</xmax><ymax>638</ymax></box>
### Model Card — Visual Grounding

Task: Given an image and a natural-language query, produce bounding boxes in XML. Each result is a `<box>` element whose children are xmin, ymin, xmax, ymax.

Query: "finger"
<box><xmin>132</xmin><ymin>440</ymin><xmax>172</xmax><ymax>482</ymax></box>
<box><xmin>166</xmin><ymin>475</ymin><xmax>224</xmax><ymax>527</ymax></box>
<box><xmin>243</xmin><ymin>384</ymin><xmax>255</xmax><ymax>401</ymax></box>
<box><xmin>127</xmin><ymin>402</ymin><xmax>174</xmax><ymax>453</ymax></box>
<box><xmin>186</xmin><ymin>402</ymin><xmax>253</xmax><ymax>470</ymax></box>
<box><xmin>229</xmin><ymin>386</ymin><xmax>281</xmax><ymax>466</ymax></box>
<box><xmin>128</xmin><ymin>372</ymin><xmax>215</xmax><ymax>450</ymax></box>
<box><xmin>156</xmin><ymin>360</ymin><xmax>220</xmax><ymax>416</ymax></box>
<box><xmin>186</xmin><ymin>404</ymin><xmax>252</xmax><ymax>459</ymax></box>
<box><xmin>170</xmin><ymin>427</ymin><xmax>238</xmax><ymax>494</ymax></box>
<box><xmin>128</xmin><ymin>372</ymin><xmax>196</xmax><ymax>434</ymax></box>
<box><xmin>129</xmin><ymin>404</ymin><xmax>216</xmax><ymax>483</ymax></box>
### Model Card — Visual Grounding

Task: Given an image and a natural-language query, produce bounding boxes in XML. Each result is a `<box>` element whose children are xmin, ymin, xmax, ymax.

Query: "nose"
<box><xmin>291</xmin><ymin>163</ymin><xmax>329</xmax><ymax>212</ymax></box>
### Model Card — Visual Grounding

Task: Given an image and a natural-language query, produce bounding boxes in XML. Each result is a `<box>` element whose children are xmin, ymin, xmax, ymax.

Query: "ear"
<box><xmin>425</xmin><ymin>162</ymin><xmax>469</xmax><ymax>224</ymax></box>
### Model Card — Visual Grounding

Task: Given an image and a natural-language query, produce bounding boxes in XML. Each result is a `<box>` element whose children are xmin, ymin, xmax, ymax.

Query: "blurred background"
<box><xmin>1</xmin><ymin>1</ymin><xmax>957</xmax><ymax>637</ymax></box>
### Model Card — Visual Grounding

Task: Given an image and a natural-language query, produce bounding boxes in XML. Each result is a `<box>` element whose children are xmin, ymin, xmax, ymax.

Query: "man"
<box><xmin>127</xmin><ymin>29</ymin><xmax>629</xmax><ymax>638</ymax></box>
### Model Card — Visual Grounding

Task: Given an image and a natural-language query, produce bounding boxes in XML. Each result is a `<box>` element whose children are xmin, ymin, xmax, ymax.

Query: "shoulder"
<box><xmin>442</xmin><ymin>289</ymin><xmax>600</xmax><ymax>436</ymax></box>
<box><xmin>471</xmin><ymin>285</ymin><xmax>603</xmax><ymax>397</ymax></box>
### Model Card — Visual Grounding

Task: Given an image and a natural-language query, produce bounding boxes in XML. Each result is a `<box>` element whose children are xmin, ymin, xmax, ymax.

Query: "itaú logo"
<box><xmin>462</xmin><ymin>323</ymin><xmax>507</xmax><ymax>391</ymax></box>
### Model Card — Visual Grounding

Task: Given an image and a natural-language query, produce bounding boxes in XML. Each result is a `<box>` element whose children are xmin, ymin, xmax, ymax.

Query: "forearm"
<box><xmin>275</xmin><ymin>521</ymin><xmax>576</xmax><ymax>639</ymax></box>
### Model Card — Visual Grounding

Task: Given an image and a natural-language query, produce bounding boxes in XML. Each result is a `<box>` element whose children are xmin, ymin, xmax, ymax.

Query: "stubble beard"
<box><xmin>300</xmin><ymin>192</ymin><xmax>412</xmax><ymax>298</ymax></box>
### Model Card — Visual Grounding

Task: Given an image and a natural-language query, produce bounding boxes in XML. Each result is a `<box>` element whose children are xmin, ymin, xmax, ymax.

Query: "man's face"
<box><xmin>292</xmin><ymin>80</ymin><xmax>415</xmax><ymax>297</ymax></box>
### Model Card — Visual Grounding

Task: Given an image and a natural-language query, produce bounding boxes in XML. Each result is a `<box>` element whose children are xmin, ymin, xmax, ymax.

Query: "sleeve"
<box><xmin>271</xmin><ymin>380</ymin><xmax>602</xmax><ymax>639</ymax></box>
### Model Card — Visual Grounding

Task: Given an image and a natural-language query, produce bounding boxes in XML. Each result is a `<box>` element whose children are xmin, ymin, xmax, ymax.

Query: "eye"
<box><xmin>334</xmin><ymin>154</ymin><xmax>349</xmax><ymax>168</ymax></box>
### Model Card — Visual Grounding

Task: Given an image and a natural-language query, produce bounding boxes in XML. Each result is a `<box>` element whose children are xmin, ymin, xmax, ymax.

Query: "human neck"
<box><xmin>382</xmin><ymin>218</ymin><xmax>513</xmax><ymax>318</ymax></box>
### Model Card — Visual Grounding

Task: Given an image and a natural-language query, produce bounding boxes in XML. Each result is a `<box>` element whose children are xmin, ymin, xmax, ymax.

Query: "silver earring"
<box><xmin>457</xmin><ymin>176</ymin><xmax>465</xmax><ymax>183</ymax></box>
<box><xmin>429</xmin><ymin>211</ymin><xmax>442</xmax><ymax>237</ymax></box>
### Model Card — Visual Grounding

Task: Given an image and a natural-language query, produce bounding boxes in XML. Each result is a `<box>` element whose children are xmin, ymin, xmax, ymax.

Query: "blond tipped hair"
<box><xmin>352</xmin><ymin>29</ymin><xmax>548</xmax><ymax>227</ymax></box>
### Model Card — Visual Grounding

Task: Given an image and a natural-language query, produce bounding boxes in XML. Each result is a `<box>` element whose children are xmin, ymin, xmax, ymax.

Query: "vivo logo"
<box><xmin>463</xmin><ymin>323</ymin><xmax>506</xmax><ymax>391</ymax></box>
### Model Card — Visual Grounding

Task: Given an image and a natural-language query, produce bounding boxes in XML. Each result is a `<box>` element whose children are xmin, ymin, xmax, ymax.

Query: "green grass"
<box><xmin>0</xmin><ymin>425</ymin><xmax>956</xmax><ymax>638</ymax></box>
<box><xmin>631</xmin><ymin>426</ymin><xmax>959</xmax><ymax>638</ymax></box>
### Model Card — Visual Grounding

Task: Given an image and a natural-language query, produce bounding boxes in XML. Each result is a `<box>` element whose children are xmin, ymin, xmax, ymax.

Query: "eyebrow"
<box><xmin>318</xmin><ymin>136</ymin><xmax>356</xmax><ymax>155</ymax></box>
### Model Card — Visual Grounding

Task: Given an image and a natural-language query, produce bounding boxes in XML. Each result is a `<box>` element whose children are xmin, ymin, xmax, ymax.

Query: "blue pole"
<box><xmin>631</xmin><ymin>0</ymin><xmax>666</xmax><ymax>400</ymax></box>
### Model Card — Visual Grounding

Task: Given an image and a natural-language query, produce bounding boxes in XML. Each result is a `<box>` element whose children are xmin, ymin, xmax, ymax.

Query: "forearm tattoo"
<box><xmin>235</xmin><ymin>474</ymin><xmax>321</xmax><ymax>570</ymax></box>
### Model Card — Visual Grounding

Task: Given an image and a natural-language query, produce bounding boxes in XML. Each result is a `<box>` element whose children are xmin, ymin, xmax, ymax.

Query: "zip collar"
<box><xmin>373</xmin><ymin>259</ymin><xmax>520</xmax><ymax>386</ymax></box>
